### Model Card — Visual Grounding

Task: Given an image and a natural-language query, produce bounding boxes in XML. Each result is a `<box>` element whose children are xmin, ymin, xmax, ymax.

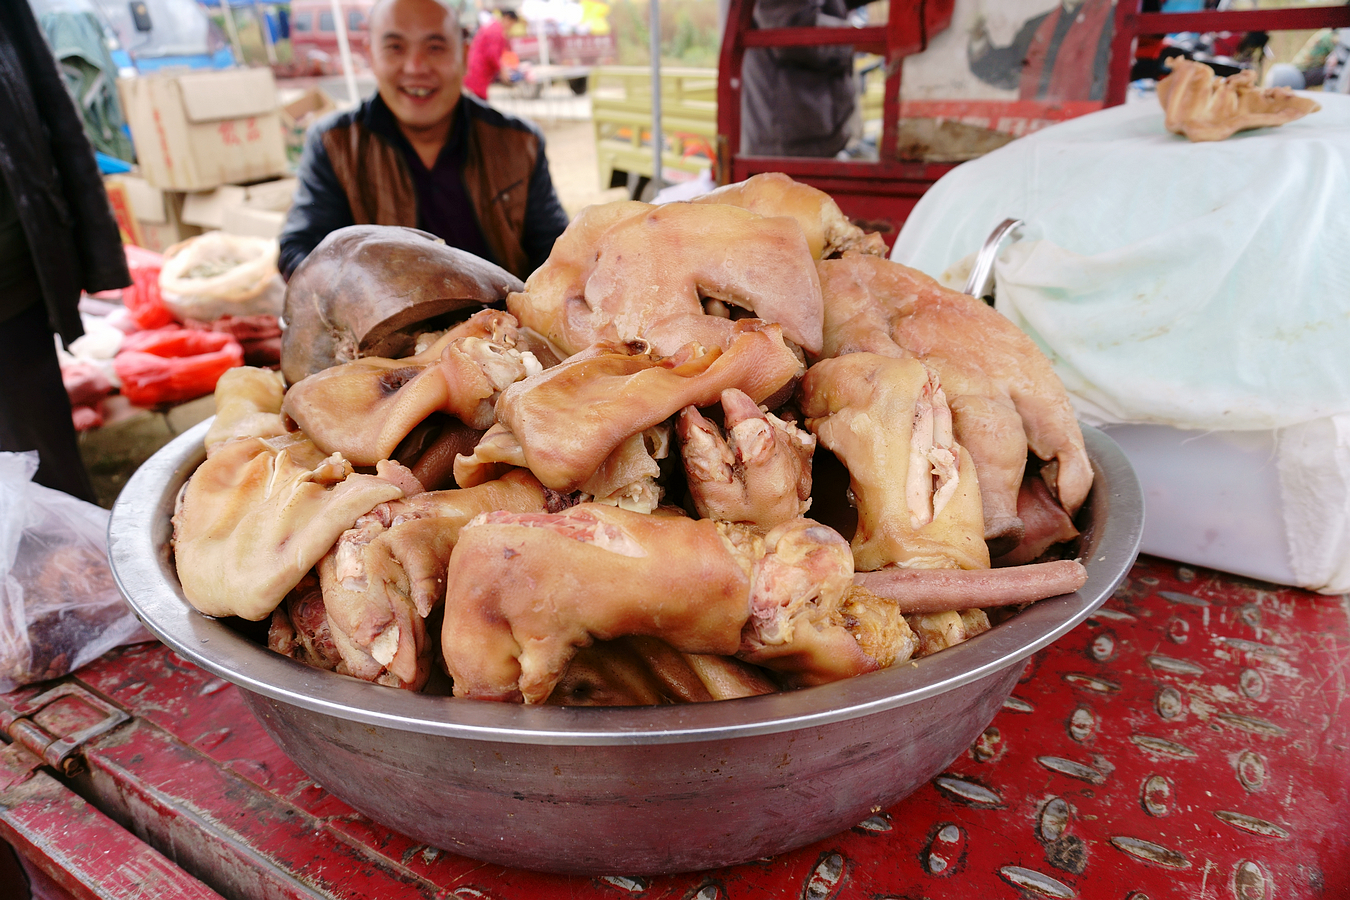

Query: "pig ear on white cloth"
<box><xmin>889</xmin><ymin>95</ymin><xmax>1350</xmax><ymax>592</ymax></box>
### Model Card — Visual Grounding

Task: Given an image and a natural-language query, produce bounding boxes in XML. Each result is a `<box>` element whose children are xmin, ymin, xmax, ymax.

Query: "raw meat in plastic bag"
<box><xmin>0</xmin><ymin>452</ymin><xmax>153</xmax><ymax>692</ymax></box>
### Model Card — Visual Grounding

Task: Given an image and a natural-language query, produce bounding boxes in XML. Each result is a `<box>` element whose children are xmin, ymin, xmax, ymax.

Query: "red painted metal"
<box><xmin>0</xmin><ymin>741</ymin><xmax>224</xmax><ymax>899</ymax></box>
<box><xmin>4</xmin><ymin>554</ymin><xmax>1348</xmax><ymax>897</ymax></box>
<box><xmin>720</xmin><ymin>1</ymin><xmax>1350</xmax><ymax>240</ymax></box>
<box><xmin>1105</xmin><ymin>1</ymin><xmax>1350</xmax><ymax>107</ymax></box>
<box><xmin>716</xmin><ymin>0</ymin><xmax>957</xmax><ymax>244</ymax></box>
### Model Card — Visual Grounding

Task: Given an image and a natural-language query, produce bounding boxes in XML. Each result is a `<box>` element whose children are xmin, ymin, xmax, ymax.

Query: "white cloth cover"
<box><xmin>890</xmin><ymin>94</ymin><xmax>1350</xmax><ymax>593</ymax></box>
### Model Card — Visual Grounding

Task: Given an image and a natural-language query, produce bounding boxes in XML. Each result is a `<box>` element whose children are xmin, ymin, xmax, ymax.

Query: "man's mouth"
<box><xmin>402</xmin><ymin>86</ymin><xmax>436</xmax><ymax>98</ymax></box>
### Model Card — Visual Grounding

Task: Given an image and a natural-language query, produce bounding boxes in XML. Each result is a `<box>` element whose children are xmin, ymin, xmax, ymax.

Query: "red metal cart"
<box><xmin>716</xmin><ymin>0</ymin><xmax>1350</xmax><ymax>243</ymax></box>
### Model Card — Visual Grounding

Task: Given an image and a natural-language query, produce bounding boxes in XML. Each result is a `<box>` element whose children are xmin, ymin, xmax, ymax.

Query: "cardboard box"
<box><xmin>118</xmin><ymin>68</ymin><xmax>288</xmax><ymax>192</ymax></box>
<box><xmin>181</xmin><ymin>178</ymin><xmax>297</xmax><ymax>231</ymax></box>
<box><xmin>181</xmin><ymin>186</ymin><xmax>248</xmax><ymax>230</ymax></box>
<box><xmin>279</xmin><ymin>87</ymin><xmax>338</xmax><ymax>152</ymax></box>
<box><xmin>103</xmin><ymin>174</ymin><xmax>203</xmax><ymax>253</ymax></box>
<box><xmin>104</xmin><ymin>177</ymin><xmax>143</xmax><ymax>247</ymax></box>
<box><xmin>240</xmin><ymin>177</ymin><xmax>298</xmax><ymax>213</ymax></box>
<box><xmin>222</xmin><ymin>206</ymin><xmax>287</xmax><ymax>239</ymax></box>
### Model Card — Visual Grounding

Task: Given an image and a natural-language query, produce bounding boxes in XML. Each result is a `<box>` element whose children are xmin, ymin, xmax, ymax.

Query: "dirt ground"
<box><xmin>536</xmin><ymin>117</ymin><xmax>630</xmax><ymax>217</ymax></box>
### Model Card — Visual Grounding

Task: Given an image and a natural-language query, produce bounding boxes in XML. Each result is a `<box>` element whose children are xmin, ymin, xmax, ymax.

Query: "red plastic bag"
<box><xmin>183</xmin><ymin>314</ymin><xmax>283</xmax><ymax>368</ymax></box>
<box><xmin>113</xmin><ymin>325</ymin><xmax>243</xmax><ymax>407</ymax></box>
<box><xmin>122</xmin><ymin>245</ymin><xmax>175</xmax><ymax>330</ymax></box>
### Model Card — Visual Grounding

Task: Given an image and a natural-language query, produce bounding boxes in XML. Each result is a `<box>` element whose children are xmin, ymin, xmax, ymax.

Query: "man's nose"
<box><xmin>403</xmin><ymin>47</ymin><xmax>431</xmax><ymax>72</ymax></box>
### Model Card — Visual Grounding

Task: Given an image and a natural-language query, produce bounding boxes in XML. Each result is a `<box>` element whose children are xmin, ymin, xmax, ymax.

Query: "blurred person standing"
<box><xmin>465</xmin><ymin>7</ymin><xmax>521</xmax><ymax>99</ymax></box>
<box><xmin>0</xmin><ymin>1</ymin><xmax>131</xmax><ymax>503</ymax></box>
<box><xmin>733</xmin><ymin>0</ymin><xmax>873</xmax><ymax>157</ymax></box>
<box><xmin>279</xmin><ymin>0</ymin><xmax>568</xmax><ymax>280</ymax></box>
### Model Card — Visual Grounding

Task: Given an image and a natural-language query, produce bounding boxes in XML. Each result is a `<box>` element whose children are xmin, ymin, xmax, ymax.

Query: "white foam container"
<box><xmin>1097</xmin><ymin>423</ymin><xmax>1296</xmax><ymax>587</ymax></box>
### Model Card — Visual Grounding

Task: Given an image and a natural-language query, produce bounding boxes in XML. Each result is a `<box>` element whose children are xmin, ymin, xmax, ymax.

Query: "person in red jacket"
<box><xmin>464</xmin><ymin>8</ymin><xmax>520</xmax><ymax>99</ymax></box>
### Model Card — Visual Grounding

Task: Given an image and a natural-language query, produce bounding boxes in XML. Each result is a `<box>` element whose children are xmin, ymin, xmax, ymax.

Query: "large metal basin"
<box><xmin>108</xmin><ymin>420</ymin><xmax>1142</xmax><ymax>875</ymax></box>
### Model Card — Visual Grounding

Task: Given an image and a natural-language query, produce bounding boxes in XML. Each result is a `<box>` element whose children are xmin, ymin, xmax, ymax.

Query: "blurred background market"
<box><xmin>23</xmin><ymin>0</ymin><xmax>1350</xmax><ymax>508</ymax></box>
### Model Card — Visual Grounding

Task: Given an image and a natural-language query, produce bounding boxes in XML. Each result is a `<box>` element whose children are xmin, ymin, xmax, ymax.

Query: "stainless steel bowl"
<box><xmin>108</xmin><ymin>420</ymin><xmax>1142</xmax><ymax>875</ymax></box>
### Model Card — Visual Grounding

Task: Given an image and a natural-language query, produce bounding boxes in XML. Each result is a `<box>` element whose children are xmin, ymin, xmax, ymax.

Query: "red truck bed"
<box><xmin>2</xmin><ymin>553</ymin><xmax>1347</xmax><ymax>898</ymax></box>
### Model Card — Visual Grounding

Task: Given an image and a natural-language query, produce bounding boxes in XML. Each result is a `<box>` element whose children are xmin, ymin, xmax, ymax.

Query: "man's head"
<box><xmin>369</xmin><ymin>0</ymin><xmax>465</xmax><ymax>138</ymax></box>
<box><xmin>501</xmin><ymin>8</ymin><xmax>520</xmax><ymax>23</ymax></box>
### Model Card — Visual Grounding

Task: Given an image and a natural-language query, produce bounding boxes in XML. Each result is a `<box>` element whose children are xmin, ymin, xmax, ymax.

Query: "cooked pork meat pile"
<box><xmin>171</xmin><ymin>173</ymin><xmax>1093</xmax><ymax>705</ymax></box>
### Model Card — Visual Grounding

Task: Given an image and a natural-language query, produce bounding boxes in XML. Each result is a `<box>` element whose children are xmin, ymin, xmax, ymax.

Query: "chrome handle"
<box><xmin>962</xmin><ymin>217</ymin><xmax>1024</xmax><ymax>303</ymax></box>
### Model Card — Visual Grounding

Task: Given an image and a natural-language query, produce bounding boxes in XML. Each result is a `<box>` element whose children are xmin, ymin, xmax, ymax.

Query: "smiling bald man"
<box><xmin>279</xmin><ymin>0</ymin><xmax>568</xmax><ymax>280</ymax></box>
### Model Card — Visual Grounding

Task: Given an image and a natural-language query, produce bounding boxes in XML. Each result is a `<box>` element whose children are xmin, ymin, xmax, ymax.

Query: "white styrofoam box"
<box><xmin>1097</xmin><ymin>424</ymin><xmax>1296</xmax><ymax>587</ymax></box>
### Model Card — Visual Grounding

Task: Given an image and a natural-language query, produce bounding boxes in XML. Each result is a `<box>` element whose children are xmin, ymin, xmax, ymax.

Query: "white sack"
<box><xmin>890</xmin><ymin>94</ymin><xmax>1350</xmax><ymax>592</ymax></box>
<box><xmin>159</xmin><ymin>231</ymin><xmax>286</xmax><ymax>322</ymax></box>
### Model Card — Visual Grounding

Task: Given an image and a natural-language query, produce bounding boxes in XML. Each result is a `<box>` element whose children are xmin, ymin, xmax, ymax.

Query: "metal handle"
<box><xmin>0</xmin><ymin>683</ymin><xmax>131</xmax><ymax>776</ymax></box>
<box><xmin>962</xmin><ymin>217</ymin><xmax>1024</xmax><ymax>303</ymax></box>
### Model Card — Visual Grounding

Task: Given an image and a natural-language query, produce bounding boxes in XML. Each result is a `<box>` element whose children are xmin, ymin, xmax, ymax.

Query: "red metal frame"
<box><xmin>1106</xmin><ymin>0</ymin><xmax>1350</xmax><ymax>107</ymax></box>
<box><xmin>717</xmin><ymin>0</ymin><xmax>1350</xmax><ymax>239</ymax></box>
<box><xmin>716</xmin><ymin>0</ymin><xmax>957</xmax><ymax>245</ymax></box>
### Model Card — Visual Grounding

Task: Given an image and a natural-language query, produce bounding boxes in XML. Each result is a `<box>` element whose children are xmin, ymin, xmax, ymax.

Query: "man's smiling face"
<box><xmin>370</xmin><ymin>0</ymin><xmax>465</xmax><ymax>137</ymax></box>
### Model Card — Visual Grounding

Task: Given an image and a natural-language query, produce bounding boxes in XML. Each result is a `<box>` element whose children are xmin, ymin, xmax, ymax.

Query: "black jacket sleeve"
<box><xmin>21</xmin><ymin>15</ymin><xmax>129</xmax><ymax>296</ymax></box>
<box><xmin>278</xmin><ymin>119</ymin><xmax>356</xmax><ymax>279</ymax></box>
<box><xmin>520</xmin><ymin>133</ymin><xmax>569</xmax><ymax>275</ymax></box>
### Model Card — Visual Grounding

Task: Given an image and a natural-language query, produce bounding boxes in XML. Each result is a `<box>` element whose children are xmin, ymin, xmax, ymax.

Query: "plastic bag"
<box><xmin>61</xmin><ymin>359</ymin><xmax>114</xmax><ymax>431</ymax></box>
<box><xmin>0</xmin><ymin>452</ymin><xmax>153</xmax><ymax>692</ymax></box>
<box><xmin>113</xmin><ymin>325</ymin><xmax>244</xmax><ymax>407</ymax></box>
<box><xmin>122</xmin><ymin>244</ymin><xmax>175</xmax><ymax>329</ymax></box>
<box><xmin>159</xmin><ymin>232</ymin><xmax>286</xmax><ymax>322</ymax></box>
<box><xmin>184</xmin><ymin>314</ymin><xmax>283</xmax><ymax>368</ymax></box>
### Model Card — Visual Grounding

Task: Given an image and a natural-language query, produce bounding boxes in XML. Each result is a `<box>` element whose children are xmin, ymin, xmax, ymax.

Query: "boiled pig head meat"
<box><xmin>280</xmin><ymin>225</ymin><xmax>524</xmax><ymax>384</ymax></box>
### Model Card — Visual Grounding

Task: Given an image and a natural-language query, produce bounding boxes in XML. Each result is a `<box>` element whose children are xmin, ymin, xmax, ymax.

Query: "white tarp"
<box><xmin>890</xmin><ymin>93</ymin><xmax>1350</xmax><ymax>593</ymax></box>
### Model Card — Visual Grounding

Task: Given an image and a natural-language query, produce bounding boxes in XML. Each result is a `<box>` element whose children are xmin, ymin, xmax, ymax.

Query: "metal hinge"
<box><xmin>0</xmin><ymin>683</ymin><xmax>130</xmax><ymax>777</ymax></box>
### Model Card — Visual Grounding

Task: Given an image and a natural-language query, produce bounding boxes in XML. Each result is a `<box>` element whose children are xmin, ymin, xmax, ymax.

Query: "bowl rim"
<box><xmin>109</xmin><ymin>419</ymin><xmax>1142</xmax><ymax>746</ymax></box>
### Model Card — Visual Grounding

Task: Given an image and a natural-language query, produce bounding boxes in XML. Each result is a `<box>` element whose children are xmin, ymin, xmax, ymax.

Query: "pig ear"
<box><xmin>282</xmin><ymin>314</ymin><xmax>533</xmax><ymax>467</ymax></box>
<box><xmin>582</xmin><ymin>203</ymin><xmax>826</xmax><ymax>356</ymax></box>
<box><xmin>173</xmin><ymin>437</ymin><xmax>404</xmax><ymax>622</ymax></box>
<box><xmin>692</xmin><ymin>171</ymin><xmax>887</xmax><ymax>262</ymax></box>
<box><xmin>281</xmin><ymin>225</ymin><xmax>523</xmax><ymax>384</ymax></box>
